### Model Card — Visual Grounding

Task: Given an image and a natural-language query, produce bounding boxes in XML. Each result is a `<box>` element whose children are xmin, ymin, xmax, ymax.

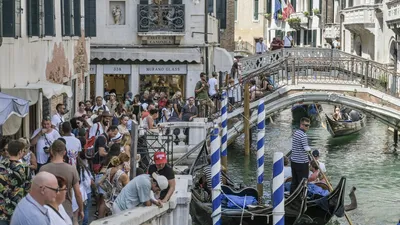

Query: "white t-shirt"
<box><xmin>31</xmin><ymin>128</ymin><xmax>60</xmax><ymax>164</ymax></box>
<box><xmin>62</xmin><ymin>135</ymin><xmax>82</xmax><ymax>165</ymax></box>
<box><xmin>89</xmin><ymin>122</ymin><xmax>104</xmax><ymax>138</ymax></box>
<box><xmin>318</xmin><ymin>161</ymin><xmax>326</xmax><ymax>173</ymax></box>
<box><xmin>284</xmin><ymin>166</ymin><xmax>292</xmax><ymax>179</ymax></box>
<box><xmin>45</xmin><ymin>204</ymin><xmax>72</xmax><ymax>225</ymax></box>
<box><xmin>208</xmin><ymin>77</ymin><xmax>218</xmax><ymax>96</ymax></box>
<box><xmin>284</xmin><ymin>36</ymin><xmax>293</xmax><ymax>47</ymax></box>
<box><xmin>51</xmin><ymin>113</ymin><xmax>65</xmax><ymax>131</ymax></box>
<box><xmin>332</xmin><ymin>40</ymin><xmax>340</xmax><ymax>49</ymax></box>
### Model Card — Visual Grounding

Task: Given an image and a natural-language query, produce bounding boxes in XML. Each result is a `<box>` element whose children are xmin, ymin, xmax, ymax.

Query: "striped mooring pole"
<box><xmin>257</xmin><ymin>99</ymin><xmax>265</xmax><ymax>199</ymax></box>
<box><xmin>211</xmin><ymin>125</ymin><xmax>222</xmax><ymax>225</ymax></box>
<box><xmin>221</xmin><ymin>90</ymin><xmax>228</xmax><ymax>169</ymax></box>
<box><xmin>273</xmin><ymin>152</ymin><xmax>285</xmax><ymax>225</ymax></box>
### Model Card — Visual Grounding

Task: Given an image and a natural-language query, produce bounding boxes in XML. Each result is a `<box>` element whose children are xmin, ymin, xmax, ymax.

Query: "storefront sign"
<box><xmin>146</xmin><ymin>36</ymin><xmax>175</xmax><ymax>45</ymax></box>
<box><xmin>90</xmin><ymin>65</ymin><xmax>96</xmax><ymax>74</ymax></box>
<box><xmin>103</xmin><ymin>65</ymin><xmax>131</xmax><ymax>74</ymax></box>
<box><xmin>139</xmin><ymin>65</ymin><xmax>187</xmax><ymax>75</ymax></box>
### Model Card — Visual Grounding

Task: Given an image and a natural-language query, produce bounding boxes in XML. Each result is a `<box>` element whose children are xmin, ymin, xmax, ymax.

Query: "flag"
<box><xmin>287</xmin><ymin>1</ymin><xmax>295</xmax><ymax>17</ymax></box>
<box><xmin>283</xmin><ymin>0</ymin><xmax>295</xmax><ymax>20</ymax></box>
<box><xmin>281</xmin><ymin>0</ymin><xmax>288</xmax><ymax>20</ymax></box>
<box><xmin>274</xmin><ymin>0</ymin><xmax>281</xmax><ymax>21</ymax></box>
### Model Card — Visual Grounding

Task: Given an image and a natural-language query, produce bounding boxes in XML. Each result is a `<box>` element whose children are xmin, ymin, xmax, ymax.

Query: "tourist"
<box><xmin>74</xmin><ymin>102</ymin><xmax>86</xmax><ymax>118</ymax></box>
<box><xmin>208</xmin><ymin>72</ymin><xmax>219</xmax><ymax>108</ymax></box>
<box><xmin>19</xmin><ymin>137</ymin><xmax>37</xmax><ymax>173</ymax></box>
<box><xmin>180</xmin><ymin>97</ymin><xmax>198</xmax><ymax>122</ymax></box>
<box><xmin>255</xmin><ymin>37</ymin><xmax>267</xmax><ymax>54</ymax></box>
<box><xmin>148</xmin><ymin>152</ymin><xmax>175</xmax><ymax>203</ymax></box>
<box><xmin>91</xmin><ymin>96</ymin><xmax>110</xmax><ymax>113</ymax></box>
<box><xmin>0</xmin><ymin>141</ymin><xmax>31</xmax><ymax>225</ymax></box>
<box><xmin>142</xmin><ymin>109</ymin><xmax>159</xmax><ymax>130</ymax></box>
<box><xmin>89</xmin><ymin>111</ymin><xmax>113</xmax><ymax>138</ymax></box>
<box><xmin>349</xmin><ymin>109</ymin><xmax>361</xmax><ymax>122</ymax></box>
<box><xmin>249</xmin><ymin>79</ymin><xmax>263</xmax><ymax>101</ymax></box>
<box><xmin>141</xmin><ymin>103</ymin><xmax>155</xmax><ymax>120</ymax></box>
<box><xmin>51</xmin><ymin>103</ymin><xmax>66</xmax><ymax>131</ymax></box>
<box><xmin>106</xmin><ymin>93</ymin><xmax>119</xmax><ymax>115</ymax></box>
<box><xmin>92</xmin><ymin>125</ymin><xmax>119</xmax><ymax>173</ymax></box>
<box><xmin>283</xmin><ymin>32</ymin><xmax>294</xmax><ymax>48</ymax></box>
<box><xmin>332</xmin><ymin>107</ymin><xmax>342</xmax><ymax>121</ymax></box>
<box><xmin>270</xmin><ymin>37</ymin><xmax>284</xmax><ymax>51</ymax></box>
<box><xmin>171</xmin><ymin>91</ymin><xmax>184</xmax><ymax>118</ymax></box>
<box><xmin>195</xmin><ymin>72</ymin><xmax>214</xmax><ymax>117</ymax></box>
<box><xmin>160</xmin><ymin>100</ymin><xmax>174</xmax><ymax>123</ymax></box>
<box><xmin>44</xmin><ymin>176</ymin><xmax>72</xmax><ymax>225</ymax></box>
<box><xmin>10</xmin><ymin>171</ymin><xmax>58</xmax><ymax>225</ymax></box>
<box><xmin>131</xmin><ymin>94</ymin><xmax>141</xmax><ymax>121</ymax></box>
<box><xmin>158</xmin><ymin>92</ymin><xmax>168</xmax><ymax>110</ymax></box>
<box><xmin>332</xmin><ymin>37</ymin><xmax>340</xmax><ymax>50</ymax></box>
<box><xmin>311</xmin><ymin>150</ymin><xmax>326</xmax><ymax>173</ymax></box>
<box><xmin>112</xmin><ymin>173</ymin><xmax>168</xmax><ymax>214</ymax></box>
<box><xmin>85</xmin><ymin>100</ymin><xmax>92</xmax><ymax>110</ymax></box>
<box><xmin>290</xmin><ymin>117</ymin><xmax>311</xmax><ymax>193</ymax></box>
<box><xmin>283</xmin><ymin>156</ymin><xmax>292</xmax><ymax>180</ymax></box>
<box><xmin>73</xmin><ymin>117</ymin><xmax>88</xmax><ymax>138</ymax></box>
<box><xmin>308</xmin><ymin>161</ymin><xmax>320</xmax><ymax>182</ymax></box>
<box><xmin>30</xmin><ymin>117</ymin><xmax>61</xmax><ymax>172</ymax></box>
<box><xmin>40</xmin><ymin>140</ymin><xmax>84</xmax><ymax>220</ymax></box>
<box><xmin>61</xmin><ymin>122</ymin><xmax>82</xmax><ymax>165</ymax></box>
<box><xmin>76</xmin><ymin>151</ymin><xmax>94</xmax><ymax>225</ymax></box>
<box><xmin>118</xmin><ymin>115</ymin><xmax>130</xmax><ymax>135</ymax></box>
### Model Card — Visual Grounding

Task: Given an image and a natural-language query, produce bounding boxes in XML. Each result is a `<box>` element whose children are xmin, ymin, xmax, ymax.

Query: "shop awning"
<box><xmin>0</xmin><ymin>92</ymin><xmax>29</xmax><ymax>136</ymax></box>
<box><xmin>13</xmin><ymin>80</ymin><xmax>73</xmax><ymax>99</ymax></box>
<box><xmin>91</xmin><ymin>48</ymin><xmax>202</xmax><ymax>63</ymax></box>
<box><xmin>213</xmin><ymin>47</ymin><xmax>233</xmax><ymax>73</ymax></box>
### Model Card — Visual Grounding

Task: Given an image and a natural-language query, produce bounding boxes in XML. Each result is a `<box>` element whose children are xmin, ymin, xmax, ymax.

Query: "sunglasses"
<box><xmin>44</xmin><ymin>186</ymin><xmax>68</xmax><ymax>193</ymax></box>
<box><xmin>302</xmin><ymin>123</ymin><xmax>310</xmax><ymax>127</ymax></box>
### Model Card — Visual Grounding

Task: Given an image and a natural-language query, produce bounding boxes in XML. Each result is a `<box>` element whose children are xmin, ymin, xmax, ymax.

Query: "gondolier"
<box><xmin>290</xmin><ymin>117</ymin><xmax>311</xmax><ymax>194</ymax></box>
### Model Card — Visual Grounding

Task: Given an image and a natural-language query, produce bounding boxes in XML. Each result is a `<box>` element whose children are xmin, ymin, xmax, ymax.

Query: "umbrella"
<box><xmin>0</xmin><ymin>92</ymin><xmax>29</xmax><ymax>126</ymax></box>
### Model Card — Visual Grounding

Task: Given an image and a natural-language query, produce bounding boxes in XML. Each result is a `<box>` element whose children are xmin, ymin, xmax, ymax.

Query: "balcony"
<box><xmin>386</xmin><ymin>0</ymin><xmax>400</xmax><ymax>33</ymax></box>
<box><xmin>137</xmin><ymin>4</ymin><xmax>185</xmax><ymax>34</ymax></box>
<box><xmin>290</xmin><ymin>12</ymin><xmax>309</xmax><ymax>28</ymax></box>
<box><xmin>324</xmin><ymin>23</ymin><xmax>340</xmax><ymax>40</ymax></box>
<box><xmin>342</xmin><ymin>5</ymin><xmax>375</xmax><ymax>34</ymax></box>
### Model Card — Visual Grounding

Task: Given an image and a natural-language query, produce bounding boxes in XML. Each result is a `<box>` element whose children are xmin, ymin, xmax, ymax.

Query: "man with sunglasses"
<box><xmin>10</xmin><ymin>171</ymin><xmax>58</xmax><ymax>225</ymax></box>
<box><xmin>290</xmin><ymin>117</ymin><xmax>312</xmax><ymax>193</ymax></box>
<box><xmin>112</xmin><ymin>173</ymin><xmax>168</xmax><ymax>214</ymax></box>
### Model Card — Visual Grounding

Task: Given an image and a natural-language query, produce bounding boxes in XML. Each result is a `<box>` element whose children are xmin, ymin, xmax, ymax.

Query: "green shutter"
<box><xmin>2</xmin><ymin>0</ymin><xmax>15</xmax><ymax>37</ymax></box>
<box><xmin>217</xmin><ymin>0</ymin><xmax>226</xmax><ymax>29</ymax></box>
<box><xmin>266</xmin><ymin>0</ymin><xmax>271</xmax><ymax>14</ymax></box>
<box><xmin>44</xmin><ymin>0</ymin><xmax>54</xmax><ymax>36</ymax></box>
<box><xmin>74</xmin><ymin>0</ymin><xmax>81</xmax><ymax>36</ymax></box>
<box><xmin>0</xmin><ymin>1</ymin><xmax>2</xmax><ymax>37</ymax></box>
<box><xmin>208</xmin><ymin>0</ymin><xmax>213</xmax><ymax>14</ymax></box>
<box><xmin>84</xmin><ymin>0</ymin><xmax>96</xmax><ymax>37</ymax></box>
<box><xmin>27</xmin><ymin>0</ymin><xmax>40</xmax><ymax>37</ymax></box>
<box><xmin>309</xmin><ymin>0</ymin><xmax>313</xmax><ymax>13</ymax></box>
<box><xmin>312</xmin><ymin>29</ymin><xmax>317</xmax><ymax>47</ymax></box>
<box><xmin>140</xmin><ymin>0</ymin><xmax>148</xmax><ymax>4</ymax></box>
<box><xmin>254</xmin><ymin>0</ymin><xmax>259</xmax><ymax>20</ymax></box>
<box><xmin>62</xmin><ymin>0</ymin><xmax>71</xmax><ymax>36</ymax></box>
<box><xmin>171</xmin><ymin>0</ymin><xmax>182</xmax><ymax>4</ymax></box>
<box><xmin>291</xmin><ymin>0</ymin><xmax>296</xmax><ymax>12</ymax></box>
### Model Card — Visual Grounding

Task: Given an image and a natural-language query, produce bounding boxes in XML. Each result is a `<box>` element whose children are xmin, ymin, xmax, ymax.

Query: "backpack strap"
<box><xmin>95</xmin><ymin>123</ymin><xmax>101</xmax><ymax>136</ymax></box>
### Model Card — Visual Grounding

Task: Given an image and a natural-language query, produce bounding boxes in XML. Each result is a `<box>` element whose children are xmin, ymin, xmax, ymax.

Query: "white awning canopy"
<box><xmin>91</xmin><ymin>47</ymin><xmax>202</xmax><ymax>63</ymax></box>
<box><xmin>213</xmin><ymin>47</ymin><xmax>233</xmax><ymax>73</ymax></box>
<box><xmin>14</xmin><ymin>80</ymin><xmax>73</xmax><ymax>99</ymax></box>
<box><xmin>0</xmin><ymin>92</ymin><xmax>29</xmax><ymax>136</ymax></box>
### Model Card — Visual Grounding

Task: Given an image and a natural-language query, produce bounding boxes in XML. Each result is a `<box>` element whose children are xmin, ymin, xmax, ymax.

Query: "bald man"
<box><xmin>10</xmin><ymin>172</ymin><xmax>58</xmax><ymax>225</ymax></box>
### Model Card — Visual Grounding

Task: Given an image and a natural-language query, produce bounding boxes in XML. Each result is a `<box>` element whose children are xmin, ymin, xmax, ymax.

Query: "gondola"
<box><xmin>189</xmin><ymin>144</ymin><xmax>308</xmax><ymax>225</ymax></box>
<box><xmin>292</xmin><ymin>104</ymin><xmax>322</xmax><ymax>127</ymax></box>
<box><xmin>325</xmin><ymin>112</ymin><xmax>366</xmax><ymax>137</ymax></box>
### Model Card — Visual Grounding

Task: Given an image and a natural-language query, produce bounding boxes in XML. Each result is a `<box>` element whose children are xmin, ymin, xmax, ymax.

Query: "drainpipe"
<box><xmin>205</xmin><ymin>0</ymin><xmax>209</xmax><ymax>75</ymax></box>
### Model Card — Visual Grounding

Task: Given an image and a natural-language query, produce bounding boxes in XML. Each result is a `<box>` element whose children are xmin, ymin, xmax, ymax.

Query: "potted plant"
<box><xmin>287</xmin><ymin>17</ymin><xmax>301</xmax><ymax>30</ymax></box>
<box><xmin>313</xmin><ymin>8</ymin><xmax>320</xmax><ymax>15</ymax></box>
<box><xmin>278</xmin><ymin>13</ymin><xmax>283</xmax><ymax>20</ymax></box>
<box><xmin>303</xmin><ymin>11</ymin><xmax>310</xmax><ymax>17</ymax></box>
<box><xmin>264</xmin><ymin>13</ymin><xmax>271</xmax><ymax>20</ymax></box>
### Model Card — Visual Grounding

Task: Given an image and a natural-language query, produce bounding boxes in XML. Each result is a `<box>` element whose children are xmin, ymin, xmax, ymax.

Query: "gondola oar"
<box><xmin>308</xmin><ymin>152</ymin><xmax>354</xmax><ymax>225</ymax></box>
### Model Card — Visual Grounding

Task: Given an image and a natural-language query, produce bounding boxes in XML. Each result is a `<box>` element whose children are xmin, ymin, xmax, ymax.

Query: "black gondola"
<box><xmin>291</xmin><ymin>104</ymin><xmax>322</xmax><ymax>127</ymax></box>
<box><xmin>325</xmin><ymin>113</ymin><xmax>366</xmax><ymax>137</ymax></box>
<box><xmin>189</xmin><ymin>144</ymin><xmax>308</xmax><ymax>225</ymax></box>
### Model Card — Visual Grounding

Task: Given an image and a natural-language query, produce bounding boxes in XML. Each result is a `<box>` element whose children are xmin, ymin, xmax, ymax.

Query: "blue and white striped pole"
<box><xmin>257</xmin><ymin>99</ymin><xmax>265</xmax><ymax>199</ymax></box>
<box><xmin>211</xmin><ymin>125</ymin><xmax>222</xmax><ymax>225</ymax></box>
<box><xmin>221</xmin><ymin>91</ymin><xmax>228</xmax><ymax>170</ymax></box>
<box><xmin>273</xmin><ymin>152</ymin><xmax>285</xmax><ymax>225</ymax></box>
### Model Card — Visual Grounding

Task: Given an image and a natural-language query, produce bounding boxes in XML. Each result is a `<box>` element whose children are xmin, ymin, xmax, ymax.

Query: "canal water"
<box><xmin>226</xmin><ymin>105</ymin><xmax>400</xmax><ymax>225</ymax></box>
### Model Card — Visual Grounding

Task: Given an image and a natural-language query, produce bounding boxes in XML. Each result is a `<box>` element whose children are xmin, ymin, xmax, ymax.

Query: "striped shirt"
<box><xmin>202</xmin><ymin>166</ymin><xmax>222</xmax><ymax>190</ymax></box>
<box><xmin>291</xmin><ymin>129</ymin><xmax>311</xmax><ymax>163</ymax></box>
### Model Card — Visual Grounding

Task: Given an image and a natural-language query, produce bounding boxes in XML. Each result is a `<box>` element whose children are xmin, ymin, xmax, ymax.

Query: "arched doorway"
<box><xmin>354</xmin><ymin>35</ymin><xmax>362</xmax><ymax>56</ymax></box>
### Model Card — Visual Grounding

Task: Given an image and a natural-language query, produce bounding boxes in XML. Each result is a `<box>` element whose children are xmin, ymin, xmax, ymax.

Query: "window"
<box><xmin>235</xmin><ymin>0</ymin><xmax>238</xmax><ymax>20</ymax></box>
<box><xmin>140</xmin><ymin>0</ymin><xmax>148</xmax><ymax>4</ymax></box>
<box><xmin>61</xmin><ymin>0</ymin><xmax>73</xmax><ymax>36</ymax></box>
<box><xmin>309</xmin><ymin>0</ymin><xmax>313</xmax><ymax>13</ymax></box>
<box><xmin>74</xmin><ymin>0</ymin><xmax>81</xmax><ymax>36</ymax></box>
<box><xmin>44</xmin><ymin>0</ymin><xmax>55</xmax><ymax>36</ymax></box>
<box><xmin>1</xmin><ymin>0</ymin><xmax>15</xmax><ymax>37</ymax></box>
<box><xmin>291</xmin><ymin>0</ymin><xmax>296</xmax><ymax>12</ymax></box>
<box><xmin>216</xmin><ymin>0</ymin><xmax>226</xmax><ymax>29</ymax></box>
<box><xmin>84</xmin><ymin>0</ymin><xmax>96</xmax><ymax>37</ymax></box>
<box><xmin>27</xmin><ymin>0</ymin><xmax>40</xmax><ymax>37</ymax></box>
<box><xmin>254</xmin><ymin>0</ymin><xmax>259</xmax><ymax>20</ymax></box>
<box><xmin>341</xmin><ymin>0</ymin><xmax>346</xmax><ymax>9</ymax></box>
<box><xmin>348</xmin><ymin>0</ymin><xmax>353</xmax><ymax>7</ymax></box>
<box><xmin>208</xmin><ymin>0</ymin><xmax>214</xmax><ymax>14</ymax></box>
<box><xmin>171</xmin><ymin>0</ymin><xmax>182</xmax><ymax>4</ymax></box>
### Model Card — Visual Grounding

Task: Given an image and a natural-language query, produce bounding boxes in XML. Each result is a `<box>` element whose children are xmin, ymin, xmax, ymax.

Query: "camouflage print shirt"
<box><xmin>0</xmin><ymin>158</ymin><xmax>31</xmax><ymax>222</ymax></box>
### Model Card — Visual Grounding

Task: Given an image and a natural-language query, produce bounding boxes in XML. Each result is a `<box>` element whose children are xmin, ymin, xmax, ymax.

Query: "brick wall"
<box><xmin>220</xmin><ymin>0</ymin><xmax>235</xmax><ymax>52</ymax></box>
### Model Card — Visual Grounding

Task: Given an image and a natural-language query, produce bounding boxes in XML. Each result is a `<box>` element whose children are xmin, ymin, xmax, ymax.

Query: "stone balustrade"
<box><xmin>324</xmin><ymin>23</ymin><xmax>340</xmax><ymax>40</ymax></box>
<box><xmin>90</xmin><ymin>175</ymin><xmax>193</xmax><ymax>225</ymax></box>
<box><xmin>290</xmin><ymin>12</ymin><xmax>309</xmax><ymax>25</ymax></box>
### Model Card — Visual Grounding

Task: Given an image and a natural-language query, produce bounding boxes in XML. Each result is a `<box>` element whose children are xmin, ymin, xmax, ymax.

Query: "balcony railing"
<box><xmin>342</xmin><ymin>5</ymin><xmax>375</xmax><ymax>25</ymax></box>
<box><xmin>324</xmin><ymin>24</ymin><xmax>340</xmax><ymax>39</ymax></box>
<box><xmin>235</xmin><ymin>41</ymin><xmax>255</xmax><ymax>54</ymax></box>
<box><xmin>138</xmin><ymin>4</ymin><xmax>185</xmax><ymax>33</ymax></box>
<box><xmin>290</xmin><ymin>13</ymin><xmax>309</xmax><ymax>25</ymax></box>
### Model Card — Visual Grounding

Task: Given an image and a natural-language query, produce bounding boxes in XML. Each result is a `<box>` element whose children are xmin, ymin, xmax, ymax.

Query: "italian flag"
<box><xmin>282</xmin><ymin>0</ymin><xmax>295</xmax><ymax>20</ymax></box>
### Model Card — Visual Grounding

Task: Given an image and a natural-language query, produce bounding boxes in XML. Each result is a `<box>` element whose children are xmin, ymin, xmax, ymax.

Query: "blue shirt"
<box><xmin>291</xmin><ymin>129</ymin><xmax>311</xmax><ymax>163</ymax></box>
<box><xmin>10</xmin><ymin>194</ymin><xmax>50</xmax><ymax>225</ymax></box>
<box><xmin>114</xmin><ymin>174</ymin><xmax>152</xmax><ymax>211</ymax></box>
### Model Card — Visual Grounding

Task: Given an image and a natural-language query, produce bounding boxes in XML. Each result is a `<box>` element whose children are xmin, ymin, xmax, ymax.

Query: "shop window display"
<box><xmin>140</xmin><ymin>75</ymin><xmax>185</xmax><ymax>97</ymax></box>
<box><xmin>104</xmin><ymin>75</ymin><xmax>129</xmax><ymax>99</ymax></box>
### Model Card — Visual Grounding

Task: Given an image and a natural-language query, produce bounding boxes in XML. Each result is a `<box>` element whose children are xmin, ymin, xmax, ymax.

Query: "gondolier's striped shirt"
<box><xmin>291</xmin><ymin>129</ymin><xmax>311</xmax><ymax>163</ymax></box>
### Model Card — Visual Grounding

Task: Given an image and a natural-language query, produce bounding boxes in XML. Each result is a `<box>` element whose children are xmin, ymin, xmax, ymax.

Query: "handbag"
<box><xmin>98</xmin><ymin>168</ymin><xmax>113</xmax><ymax>199</ymax></box>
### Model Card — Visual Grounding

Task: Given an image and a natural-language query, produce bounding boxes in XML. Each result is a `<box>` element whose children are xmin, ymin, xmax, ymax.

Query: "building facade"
<box><xmin>0</xmin><ymin>0</ymin><xmax>91</xmax><ymax>137</ymax></box>
<box><xmin>234</xmin><ymin>0</ymin><xmax>324</xmax><ymax>54</ymax></box>
<box><xmin>89</xmin><ymin>0</ymin><xmax>232</xmax><ymax>100</ymax></box>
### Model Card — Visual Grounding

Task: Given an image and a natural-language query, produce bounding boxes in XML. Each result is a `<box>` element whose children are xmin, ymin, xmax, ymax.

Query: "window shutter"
<box><xmin>27</xmin><ymin>0</ymin><xmax>40</xmax><ymax>36</ymax></box>
<box><xmin>44</xmin><ymin>0</ymin><xmax>55</xmax><ymax>36</ymax></box>
<box><xmin>254</xmin><ymin>0</ymin><xmax>259</xmax><ymax>20</ymax></box>
<box><xmin>2</xmin><ymin>0</ymin><xmax>15</xmax><ymax>37</ymax></box>
<box><xmin>309</xmin><ymin>0</ymin><xmax>313</xmax><ymax>13</ymax></box>
<box><xmin>312</xmin><ymin>29</ymin><xmax>317</xmax><ymax>47</ymax></box>
<box><xmin>62</xmin><ymin>0</ymin><xmax>71</xmax><ymax>36</ymax></box>
<box><xmin>139</xmin><ymin>0</ymin><xmax>148</xmax><ymax>4</ymax></box>
<box><xmin>216</xmin><ymin>0</ymin><xmax>226</xmax><ymax>29</ymax></box>
<box><xmin>235</xmin><ymin>0</ymin><xmax>238</xmax><ymax>20</ymax></box>
<box><xmin>84</xmin><ymin>0</ymin><xmax>96</xmax><ymax>37</ymax></box>
<box><xmin>266</xmin><ymin>0</ymin><xmax>271</xmax><ymax>14</ymax></box>
<box><xmin>74</xmin><ymin>0</ymin><xmax>81</xmax><ymax>36</ymax></box>
<box><xmin>171</xmin><ymin>0</ymin><xmax>182</xmax><ymax>4</ymax></box>
<box><xmin>291</xmin><ymin>0</ymin><xmax>296</xmax><ymax>12</ymax></box>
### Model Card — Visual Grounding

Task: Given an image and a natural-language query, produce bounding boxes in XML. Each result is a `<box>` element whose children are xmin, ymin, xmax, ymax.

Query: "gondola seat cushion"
<box><xmin>221</xmin><ymin>194</ymin><xmax>258</xmax><ymax>209</ymax></box>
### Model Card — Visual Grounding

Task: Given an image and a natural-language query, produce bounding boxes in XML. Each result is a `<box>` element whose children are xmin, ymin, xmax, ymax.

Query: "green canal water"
<box><xmin>226</xmin><ymin>105</ymin><xmax>400</xmax><ymax>225</ymax></box>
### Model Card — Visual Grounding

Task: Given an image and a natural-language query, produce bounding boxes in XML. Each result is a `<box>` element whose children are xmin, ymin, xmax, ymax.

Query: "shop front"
<box><xmin>139</xmin><ymin>64</ymin><xmax>187</xmax><ymax>97</ymax></box>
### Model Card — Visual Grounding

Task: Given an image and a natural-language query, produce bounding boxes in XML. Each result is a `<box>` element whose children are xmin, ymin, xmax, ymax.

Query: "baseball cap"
<box><xmin>152</xmin><ymin>173</ymin><xmax>168</xmax><ymax>191</ymax></box>
<box><xmin>312</xmin><ymin>150</ymin><xmax>320</xmax><ymax>157</ymax></box>
<box><xmin>111</xmin><ymin>132</ymin><xmax>122</xmax><ymax>141</ymax></box>
<box><xmin>154</xmin><ymin>152</ymin><xmax>167</xmax><ymax>164</ymax></box>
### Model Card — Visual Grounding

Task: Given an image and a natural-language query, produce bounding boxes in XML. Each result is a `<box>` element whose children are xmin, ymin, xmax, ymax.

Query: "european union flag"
<box><xmin>274</xmin><ymin>0</ymin><xmax>281</xmax><ymax>21</ymax></box>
